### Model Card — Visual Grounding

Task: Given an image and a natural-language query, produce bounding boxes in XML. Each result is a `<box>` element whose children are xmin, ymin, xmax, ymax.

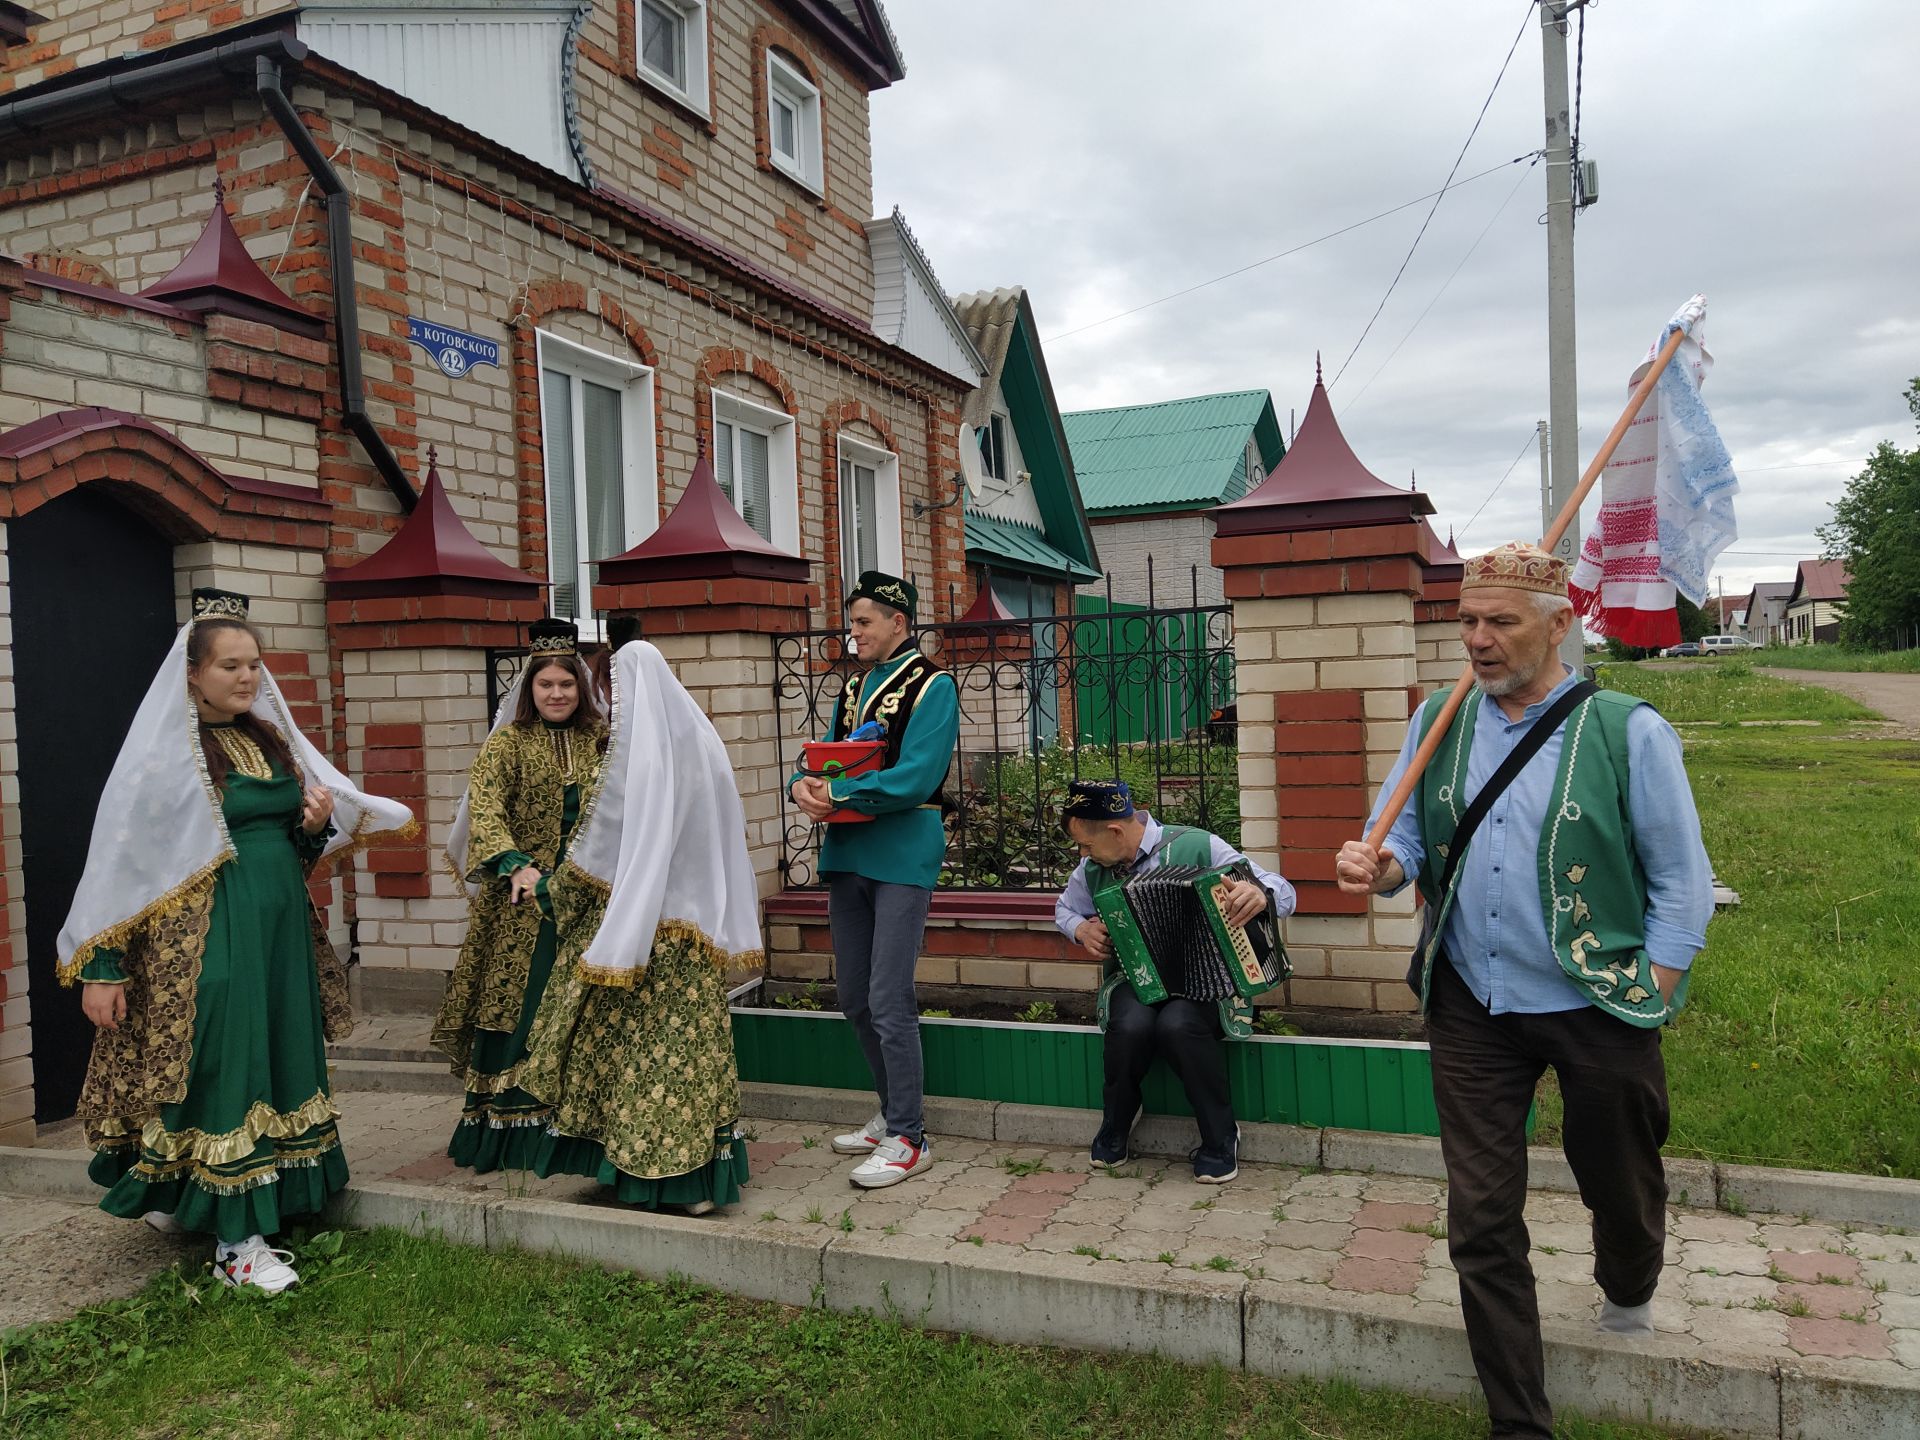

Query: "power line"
<box><xmin>1329</xmin><ymin>0</ymin><xmax>1536</xmax><ymax>388</ymax></box>
<box><xmin>1455</xmin><ymin>429</ymin><xmax>1542</xmax><ymax>546</ymax></box>
<box><xmin>1042</xmin><ymin>154</ymin><xmax>1535</xmax><ymax>345</ymax></box>
<box><xmin>1343</xmin><ymin>153</ymin><xmax>1542</xmax><ymax>411</ymax></box>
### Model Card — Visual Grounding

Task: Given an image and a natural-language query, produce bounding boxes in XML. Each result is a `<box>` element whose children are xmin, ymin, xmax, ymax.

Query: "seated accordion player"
<box><xmin>1092</xmin><ymin>857</ymin><xmax>1291</xmax><ymax>1004</ymax></box>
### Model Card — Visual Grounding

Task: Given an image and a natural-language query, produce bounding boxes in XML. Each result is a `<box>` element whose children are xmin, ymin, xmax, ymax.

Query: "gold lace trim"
<box><xmin>577</xmin><ymin>919</ymin><xmax>765</xmax><ymax>989</ymax></box>
<box><xmin>60</xmin><ymin>865</ymin><xmax>227</xmax><ymax>986</ymax></box>
<box><xmin>462</xmin><ymin>1064</ymin><xmax>529</xmax><ymax>1097</ymax></box>
<box><xmin>93</xmin><ymin>1087</ymin><xmax>338</xmax><ymax>1167</ymax></box>
<box><xmin>128</xmin><ymin>1140</ymin><xmax>340</xmax><ymax>1196</ymax></box>
<box><xmin>210</xmin><ymin>727</ymin><xmax>272</xmax><ymax>780</ymax></box>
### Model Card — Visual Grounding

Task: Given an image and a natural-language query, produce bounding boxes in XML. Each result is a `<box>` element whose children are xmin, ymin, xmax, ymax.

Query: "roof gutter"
<box><xmin>255</xmin><ymin>55</ymin><xmax>414</xmax><ymax>510</ymax></box>
<box><xmin>0</xmin><ymin>29</ymin><xmax>416</xmax><ymax>511</ymax></box>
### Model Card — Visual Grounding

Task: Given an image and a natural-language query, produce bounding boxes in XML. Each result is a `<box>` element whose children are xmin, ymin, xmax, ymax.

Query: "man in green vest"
<box><xmin>1336</xmin><ymin>541</ymin><xmax>1714</xmax><ymax>1440</ymax></box>
<box><xmin>789</xmin><ymin>571</ymin><xmax>959</xmax><ymax>1189</ymax></box>
<box><xmin>1055</xmin><ymin>780</ymin><xmax>1296</xmax><ymax>1182</ymax></box>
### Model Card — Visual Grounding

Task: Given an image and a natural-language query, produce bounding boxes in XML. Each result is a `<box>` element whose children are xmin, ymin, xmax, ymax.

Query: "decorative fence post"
<box><xmin>325</xmin><ymin>453</ymin><xmax>544</xmax><ymax>1008</ymax></box>
<box><xmin>1211</xmin><ymin>368</ymin><xmax>1438</xmax><ymax>1014</ymax></box>
<box><xmin>1416</xmin><ymin>525</ymin><xmax>1465</xmax><ymax>693</ymax></box>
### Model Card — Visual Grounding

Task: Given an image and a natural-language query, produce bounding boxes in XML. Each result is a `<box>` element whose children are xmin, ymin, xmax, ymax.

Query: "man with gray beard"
<box><xmin>1335</xmin><ymin>542</ymin><xmax>1713</xmax><ymax>1440</ymax></box>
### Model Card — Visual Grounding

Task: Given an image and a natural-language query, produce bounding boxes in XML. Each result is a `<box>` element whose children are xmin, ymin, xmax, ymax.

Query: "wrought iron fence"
<box><xmin>485</xmin><ymin>647</ymin><xmax>524</xmax><ymax>718</ymax></box>
<box><xmin>774</xmin><ymin>568</ymin><xmax>1238</xmax><ymax>892</ymax></box>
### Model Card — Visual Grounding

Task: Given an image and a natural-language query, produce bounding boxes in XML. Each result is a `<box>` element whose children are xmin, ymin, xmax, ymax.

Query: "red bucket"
<box><xmin>802</xmin><ymin>740</ymin><xmax>886</xmax><ymax>824</ymax></box>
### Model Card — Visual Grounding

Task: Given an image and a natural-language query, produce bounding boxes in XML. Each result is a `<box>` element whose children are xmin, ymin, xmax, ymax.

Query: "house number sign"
<box><xmin>407</xmin><ymin>317</ymin><xmax>502</xmax><ymax>380</ymax></box>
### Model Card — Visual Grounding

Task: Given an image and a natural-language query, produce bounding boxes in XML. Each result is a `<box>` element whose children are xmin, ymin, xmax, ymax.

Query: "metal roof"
<box><xmin>1060</xmin><ymin>390</ymin><xmax>1276</xmax><ymax>516</ymax></box>
<box><xmin>964</xmin><ymin>510</ymin><xmax>1101</xmax><ymax>582</ymax></box>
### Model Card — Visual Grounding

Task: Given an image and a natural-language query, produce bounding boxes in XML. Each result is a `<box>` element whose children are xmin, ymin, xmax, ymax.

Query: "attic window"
<box><xmin>979</xmin><ymin>414</ymin><xmax>1009</xmax><ymax>483</ymax></box>
<box><xmin>766</xmin><ymin>50</ymin><xmax>822</xmax><ymax>192</ymax></box>
<box><xmin>638</xmin><ymin>0</ymin><xmax>708</xmax><ymax>114</ymax></box>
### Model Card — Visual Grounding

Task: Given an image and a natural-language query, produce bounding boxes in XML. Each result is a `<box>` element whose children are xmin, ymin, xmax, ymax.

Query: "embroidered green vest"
<box><xmin>1088</xmin><ymin>825</ymin><xmax>1254</xmax><ymax>1039</ymax></box>
<box><xmin>1411</xmin><ymin>685</ymin><xmax>1682</xmax><ymax>1029</ymax></box>
<box><xmin>830</xmin><ymin>649</ymin><xmax>951</xmax><ymax>810</ymax></box>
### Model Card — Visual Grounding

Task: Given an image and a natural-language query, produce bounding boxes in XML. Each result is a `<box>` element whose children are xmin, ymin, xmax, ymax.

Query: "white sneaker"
<box><xmin>677</xmin><ymin>1199</ymin><xmax>716</xmax><ymax>1217</ymax></box>
<box><xmin>848</xmin><ymin>1134</ymin><xmax>933</xmax><ymax>1189</ymax></box>
<box><xmin>831</xmin><ymin>1111</ymin><xmax>887</xmax><ymax>1155</ymax></box>
<box><xmin>142</xmin><ymin>1210</ymin><xmax>184</xmax><ymax>1235</ymax></box>
<box><xmin>214</xmin><ymin>1235</ymin><xmax>300</xmax><ymax>1294</ymax></box>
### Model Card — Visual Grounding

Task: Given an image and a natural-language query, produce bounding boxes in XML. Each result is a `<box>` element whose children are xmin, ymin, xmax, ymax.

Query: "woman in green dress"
<box><xmin>518</xmin><ymin>638</ymin><xmax>762</xmax><ymax>1214</ymax></box>
<box><xmin>60</xmin><ymin>588</ymin><xmax>414</xmax><ymax>1293</ymax></box>
<box><xmin>434</xmin><ymin>619</ymin><xmax>604</xmax><ymax>1170</ymax></box>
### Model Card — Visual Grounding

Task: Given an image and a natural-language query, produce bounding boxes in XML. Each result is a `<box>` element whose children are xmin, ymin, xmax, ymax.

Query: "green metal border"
<box><xmin>731</xmin><ymin>1009</ymin><xmax>1442</xmax><ymax>1137</ymax></box>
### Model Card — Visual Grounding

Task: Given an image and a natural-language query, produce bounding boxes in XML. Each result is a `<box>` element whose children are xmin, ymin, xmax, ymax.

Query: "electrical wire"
<box><xmin>1455</xmin><ymin>429</ymin><xmax>1542</xmax><ymax>546</ymax></box>
<box><xmin>1328</xmin><ymin>0</ymin><xmax>1536</xmax><ymax>388</ymax></box>
<box><xmin>1042</xmin><ymin>153</ymin><xmax>1535</xmax><ymax>345</ymax></box>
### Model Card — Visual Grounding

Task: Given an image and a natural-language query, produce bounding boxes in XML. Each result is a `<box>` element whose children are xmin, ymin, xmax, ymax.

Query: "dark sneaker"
<box><xmin>1191</xmin><ymin>1126</ymin><xmax>1240</xmax><ymax>1185</ymax></box>
<box><xmin>1090</xmin><ymin>1121</ymin><xmax>1131</xmax><ymax>1170</ymax></box>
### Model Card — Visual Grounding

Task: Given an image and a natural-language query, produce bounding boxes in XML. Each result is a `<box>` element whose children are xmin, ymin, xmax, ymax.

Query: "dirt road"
<box><xmin>1759</xmin><ymin>668</ymin><xmax>1920</xmax><ymax>737</ymax></box>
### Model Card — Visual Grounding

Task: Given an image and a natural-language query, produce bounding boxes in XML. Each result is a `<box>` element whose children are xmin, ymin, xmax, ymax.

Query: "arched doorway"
<box><xmin>10</xmin><ymin>488</ymin><xmax>177</xmax><ymax>1121</ymax></box>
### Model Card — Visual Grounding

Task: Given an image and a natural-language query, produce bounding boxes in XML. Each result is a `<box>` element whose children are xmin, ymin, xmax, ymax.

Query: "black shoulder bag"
<box><xmin>1403</xmin><ymin>680</ymin><xmax>1598</xmax><ymax>995</ymax></box>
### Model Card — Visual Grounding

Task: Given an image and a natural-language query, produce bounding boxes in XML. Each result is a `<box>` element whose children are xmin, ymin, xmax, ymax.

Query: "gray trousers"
<box><xmin>828</xmin><ymin>873</ymin><xmax>931</xmax><ymax>1144</ymax></box>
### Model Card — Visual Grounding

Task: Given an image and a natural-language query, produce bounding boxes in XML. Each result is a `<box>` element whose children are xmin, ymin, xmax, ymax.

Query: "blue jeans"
<box><xmin>827</xmin><ymin>874</ymin><xmax>931</xmax><ymax>1145</ymax></box>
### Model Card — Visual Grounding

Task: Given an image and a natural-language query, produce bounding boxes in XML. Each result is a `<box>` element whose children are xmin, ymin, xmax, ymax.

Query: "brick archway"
<box><xmin>507</xmin><ymin>281</ymin><xmax>663</xmax><ymax>575</ymax></box>
<box><xmin>0</xmin><ymin>407</ymin><xmax>328</xmax><ymax>546</ymax></box>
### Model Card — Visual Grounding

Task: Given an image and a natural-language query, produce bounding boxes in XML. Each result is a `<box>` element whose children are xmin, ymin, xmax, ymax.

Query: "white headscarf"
<box><xmin>56</xmin><ymin>620</ymin><xmax>416</xmax><ymax>978</ymax></box>
<box><xmin>562</xmin><ymin>641</ymin><xmax>763</xmax><ymax>983</ymax></box>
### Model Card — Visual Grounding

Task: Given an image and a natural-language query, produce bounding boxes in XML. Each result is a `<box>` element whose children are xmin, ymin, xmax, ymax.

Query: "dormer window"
<box><xmin>979</xmin><ymin>413</ymin><xmax>1009</xmax><ymax>483</ymax></box>
<box><xmin>638</xmin><ymin>0</ymin><xmax>709</xmax><ymax>114</ymax></box>
<box><xmin>766</xmin><ymin>51</ymin><xmax>822</xmax><ymax>192</ymax></box>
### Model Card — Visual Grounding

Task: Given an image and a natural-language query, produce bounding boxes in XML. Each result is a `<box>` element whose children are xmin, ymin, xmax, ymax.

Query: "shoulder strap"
<box><xmin>1437</xmin><ymin>680</ymin><xmax>1597</xmax><ymax>898</ymax></box>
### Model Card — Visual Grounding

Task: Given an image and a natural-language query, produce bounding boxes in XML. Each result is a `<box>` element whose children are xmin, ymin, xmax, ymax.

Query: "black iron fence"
<box><xmin>774</xmin><ymin>574</ymin><xmax>1238</xmax><ymax>892</ymax></box>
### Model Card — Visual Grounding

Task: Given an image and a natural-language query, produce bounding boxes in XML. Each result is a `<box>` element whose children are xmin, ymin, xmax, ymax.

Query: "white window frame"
<box><xmin>636</xmin><ymin>0</ymin><xmax>709</xmax><ymax>116</ymax></box>
<box><xmin>979</xmin><ymin>412</ymin><xmax>1009</xmax><ymax>484</ymax></box>
<box><xmin>836</xmin><ymin>434</ymin><xmax>902</xmax><ymax>584</ymax></box>
<box><xmin>712</xmin><ymin>389</ymin><xmax>799</xmax><ymax>554</ymax></box>
<box><xmin>535</xmin><ymin>330</ymin><xmax>660</xmax><ymax>637</ymax></box>
<box><xmin>765</xmin><ymin>50</ymin><xmax>823</xmax><ymax>193</ymax></box>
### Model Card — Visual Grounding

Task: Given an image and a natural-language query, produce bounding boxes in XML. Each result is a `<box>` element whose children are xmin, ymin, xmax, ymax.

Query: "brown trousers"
<box><xmin>1426</xmin><ymin>957</ymin><xmax>1671</xmax><ymax>1439</ymax></box>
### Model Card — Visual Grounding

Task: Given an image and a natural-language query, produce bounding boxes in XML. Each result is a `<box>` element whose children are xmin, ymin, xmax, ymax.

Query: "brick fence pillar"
<box><xmin>325</xmin><ymin>457</ymin><xmax>543</xmax><ymax>1007</ymax></box>
<box><xmin>1416</xmin><ymin>524</ymin><xmax>1465</xmax><ymax>695</ymax></box>
<box><xmin>1211</xmin><ymin>365</ymin><xmax>1438</xmax><ymax>1014</ymax></box>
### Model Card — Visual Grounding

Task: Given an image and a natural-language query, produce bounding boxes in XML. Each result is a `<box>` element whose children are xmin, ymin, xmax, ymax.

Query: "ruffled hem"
<box><xmin>93</xmin><ymin>1130</ymin><xmax>347</xmax><ymax>1241</ymax></box>
<box><xmin>535</xmin><ymin>1126</ymin><xmax>748</xmax><ymax>1209</ymax></box>
<box><xmin>92</xmin><ymin>1088</ymin><xmax>338</xmax><ymax>1167</ymax></box>
<box><xmin>576</xmin><ymin>918</ymin><xmax>764</xmax><ymax>989</ymax></box>
<box><xmin>449</xmin><ymin>1085</ymin><xmax>552</xmax><ymax>1173</ymax></box>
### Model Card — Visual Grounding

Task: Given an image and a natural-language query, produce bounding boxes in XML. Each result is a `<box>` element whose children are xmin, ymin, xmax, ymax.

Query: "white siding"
<box><xmin>974</xmin><ymin>381</ymin><xmax>1045</xmax><ymax>528</ymax></box>
<box><xmin>300</xmin><ymin>7</ymin><xmax>577</xmax><ymax>180</ymax></box>
<box><xmin>865</xmin><ymin>216</ymin><xmax>984</xmax><ymax>381</ymax></box>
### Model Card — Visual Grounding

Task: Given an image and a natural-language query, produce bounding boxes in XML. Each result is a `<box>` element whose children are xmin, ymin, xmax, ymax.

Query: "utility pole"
<box><xmin>1537</xmin><ymin>420</ymin><xmax>1551</xmax><ymax>540</ymax></box>
<box><xmin>1541</xmin><ymin>0</ymin><xmax>1586</xmax><ymax>669</ymax></box>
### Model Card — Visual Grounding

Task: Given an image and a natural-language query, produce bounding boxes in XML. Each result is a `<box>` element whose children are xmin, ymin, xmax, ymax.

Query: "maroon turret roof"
<box><xmin>954</xmin><ymin>580</ymin><xmax>1019</xmax><ymax>628</ymax></box>
<box><xmin>1214</xmin><ymin>357</ymin><xmax>1434</xmax><ymax>535</ymax></box>
<box><xmin>1423</xmin><ymin>521</ymin><xmax>1465</xmax><ymax>576</ymax></box>
<box><xmin>597</xmin><ymin>445</ymin><xmax>809</xmax><ymax>583</ymax></box>
<box><xmin>326</xmin><ymin>450</ymin><xmax>538</xmax><ymax>597</ymax></box>
<box><xmin>142</xmin><ymin>180</ymin><xmax>324</xmax><ymax>337</ymax></box>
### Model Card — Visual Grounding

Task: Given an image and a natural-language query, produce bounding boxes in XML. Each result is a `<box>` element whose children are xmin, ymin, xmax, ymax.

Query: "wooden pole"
<box><xmin>1360</xmin><ymin>324</ymin><xmax>1689</xmax><ymax>855</ymax></box>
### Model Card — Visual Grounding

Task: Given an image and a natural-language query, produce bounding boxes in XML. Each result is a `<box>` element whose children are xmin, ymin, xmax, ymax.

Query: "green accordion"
<box><xmin>1092</xmin><ymin>860</ymin><xmax>1291</xmax><ymax>1004</ymax></box>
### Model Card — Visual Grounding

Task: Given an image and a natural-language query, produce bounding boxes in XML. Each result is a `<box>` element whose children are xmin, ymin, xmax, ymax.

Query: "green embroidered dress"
<box><xmin>435</xmin><ymin>719</ymin><xmax>603</xmax><ymax>1171</ymax></box>
<box><xmin>83</xmin><ymin>749</ymin><xmax>346</xmax><ymax>1239</ymax></box>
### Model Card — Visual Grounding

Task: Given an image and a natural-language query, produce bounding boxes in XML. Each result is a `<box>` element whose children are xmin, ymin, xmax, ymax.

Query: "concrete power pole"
<box><xmin>1537</xmin><ymin>420</ymin><xmax>1551</xmax><ymax>539</ymax></box>
<box><xmin>1541</xmin><ymin>1</ymin><xmax>1586</xmax><ymax>669</ymax></box>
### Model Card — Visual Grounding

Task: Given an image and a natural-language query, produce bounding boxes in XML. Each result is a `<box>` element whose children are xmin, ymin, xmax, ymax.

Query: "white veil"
<box><xmin>562</xmin><ymin>641</ymin><xmax>763</xmax><ymax>983</ymax></box>
<box><xmin>56</xmin><ymin>621</ymin><xmax>416</xmax><ymax>979</ymax></box>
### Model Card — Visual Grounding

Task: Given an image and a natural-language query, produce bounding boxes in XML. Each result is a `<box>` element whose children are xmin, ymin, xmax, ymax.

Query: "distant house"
<box><xmin>1738</xmin><ymin>581</ymin><xmax>1794</xmax><ymax>646</ymax></box>
<box><xmin>1703</xmin><ymin>595</ymin><xmax>1741</xmax><ymax>633</ymax></box>
<box><xmin>1060</xmin><ymin>390</ymin><xmax>1286</xmax><ymax>608</ymax></box>
<box><xmin>1782</xmin><ymin>560</ymin><xmax>1851</xmax><ymax>645</ymax></box>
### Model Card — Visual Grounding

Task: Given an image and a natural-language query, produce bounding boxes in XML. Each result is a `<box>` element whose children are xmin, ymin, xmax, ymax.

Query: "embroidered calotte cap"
<box><xmin>1061</xmin><ymin>779</ymin><xmax>1135</xmax><ymax>829</ymax></box>
<box><xmin>191</xmin><ymin>587</ymin><xmax>250</xmax><ymax>623</ymax></box>
<box><xmin>528</xmin><ymin>617</ymin><xmax>579</xmax><ymax>657</ymax></box>
<box><xmin>847</xmin><ymin>569</ymin><xmax>917</xmax><ymax>622</ymax></box>
<box><xmin>1460</xmin><ymin>541</ymin><xmax>1570</xmax><ymax>597</ymax></box>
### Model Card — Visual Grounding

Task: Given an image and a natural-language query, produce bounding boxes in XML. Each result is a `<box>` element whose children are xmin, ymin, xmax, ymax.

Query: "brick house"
<box><xmin>0</xmin><ymin>0</ymin><xmax>987</xmax><ymax>1134</ymax></box>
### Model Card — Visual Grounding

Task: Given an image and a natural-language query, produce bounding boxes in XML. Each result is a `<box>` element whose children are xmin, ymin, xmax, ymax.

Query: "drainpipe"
<box><xmin>255</xmin><ymin>57</ymin><xmax>415</xmax><ymax>511</ymax></box>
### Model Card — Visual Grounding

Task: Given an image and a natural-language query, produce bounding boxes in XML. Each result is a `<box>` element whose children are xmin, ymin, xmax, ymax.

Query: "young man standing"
<box><xmin>1055</xmin><ymin>781</ymin><xmax>1296</xmax><ymax>1182</ymax></box>
<box><xmin>790</xmin><ymin>571</ymin><xmax>959</xmax><ymax>1189</ymax></box>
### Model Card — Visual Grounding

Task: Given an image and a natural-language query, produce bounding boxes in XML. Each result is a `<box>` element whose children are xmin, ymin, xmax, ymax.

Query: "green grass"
<box><xmin>1592</xmin><ymin>659</ymin><xmax>1875</xmax><ymax>724</ymax></box>
<box><xmin>1746</xmin><ymin>645</ymin><xmax>1920</xmax><ymax>674</ymax></box>
<box><xmin>1530</xmin><ymin>665</ymin><xmax>1920</xmax><ymax>1178</ymax></box>
<box><xmin>0</xmin><ymin>1228</ymin><xmax>1718</xmax><ymax>1440</ymax></box>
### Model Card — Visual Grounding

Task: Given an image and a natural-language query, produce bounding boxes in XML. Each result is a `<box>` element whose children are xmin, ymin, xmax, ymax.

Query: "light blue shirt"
<box><xmin>1368</xmin><ymin>667</ymin><xmax>1714</xmax><ymax>1015</ymax></box>
<box><xmin>1055</xmin><ymin>815</ymin><xmax>1298</xmax><ymax>941</ymax></box>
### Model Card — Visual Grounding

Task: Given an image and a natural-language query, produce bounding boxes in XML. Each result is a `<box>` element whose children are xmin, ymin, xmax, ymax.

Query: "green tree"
<box><xmin>1817</xmin><ymin>378</ymin><xmax>1920</xmax><ymax>648</ymax></box>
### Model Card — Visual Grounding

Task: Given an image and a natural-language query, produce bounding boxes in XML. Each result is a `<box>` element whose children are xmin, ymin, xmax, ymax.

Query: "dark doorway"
<box><xmin>11</xmin><ymin>487</ymin><xmax>177</xmax><ymax>1122</ymax></box>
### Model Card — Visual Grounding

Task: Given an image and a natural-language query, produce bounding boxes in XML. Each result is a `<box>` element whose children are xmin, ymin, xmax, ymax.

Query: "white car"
<box><xmin>1700</xmin><ymin>634</ymin><xmax>1758</xmax><ymax>655</ymax></box>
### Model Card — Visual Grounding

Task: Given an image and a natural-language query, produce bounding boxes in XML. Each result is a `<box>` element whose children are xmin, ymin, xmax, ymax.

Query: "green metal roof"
<box><xmin>1061</xmin><ymin>389</ymin><xmax>1285</xmax><ymax>517</ymax></box>
<box><xmin>964</xmin><ymin>510</ymin><xmax>1102</xmax><ymax>582</ymax></box>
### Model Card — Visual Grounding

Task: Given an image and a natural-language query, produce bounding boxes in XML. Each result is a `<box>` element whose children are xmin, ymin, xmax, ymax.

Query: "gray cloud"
<box><xmin>872</xmin><ymin>0</ymin><xmax>1919</xmax><ymax>597</ymax></box>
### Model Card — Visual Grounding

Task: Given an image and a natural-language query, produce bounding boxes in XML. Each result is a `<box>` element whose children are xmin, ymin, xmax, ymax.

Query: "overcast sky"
<box><xmin>870</xmin><ymin>1</ymin><xmax>1919</xmax><ymax>600</ymax></box>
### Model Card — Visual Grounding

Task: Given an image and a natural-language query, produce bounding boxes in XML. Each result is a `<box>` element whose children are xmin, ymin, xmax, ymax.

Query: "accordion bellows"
<box><xmin>1094</xmin><ymin>861</ymin><xmax>1290</xmax><ymax>1004</ymax></box>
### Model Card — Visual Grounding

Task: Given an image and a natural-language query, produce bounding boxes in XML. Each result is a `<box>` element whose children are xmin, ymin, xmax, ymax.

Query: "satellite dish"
<box><xmin>956</xmin><ymin>423</ymin><xmax>987</xmax><ymax>499</ymax></box>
